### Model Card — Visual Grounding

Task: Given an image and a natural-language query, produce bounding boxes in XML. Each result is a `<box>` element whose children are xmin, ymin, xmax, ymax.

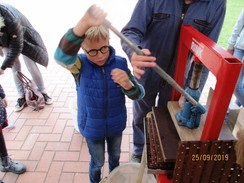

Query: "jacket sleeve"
<box><xmin>54</xmin><ymin>28</ymin><xmax>84</xmax><ymax>74</ymax></box>
<box><xmin>0</xmin><ymin>84</ymin><xmax>6</xmax><ymax>99</ymax></box>
<box><xmin>228</xmin><ymin>9</ymin><xmax>244</xmax><ymax>50</ymax></box>
<box><xmin>122</xmin><ymin>70</ymin><xmax>145</xmax><ymax>100</ymax></box>
<box><xmin>0</xmin><ymin>14</ymin><xmax>24</xmax><ymax>70</ymax></box>
<box><xmin>121</xmin><ymin>0</ymin><xmax>154</xmax><ymax>60</ymax></box>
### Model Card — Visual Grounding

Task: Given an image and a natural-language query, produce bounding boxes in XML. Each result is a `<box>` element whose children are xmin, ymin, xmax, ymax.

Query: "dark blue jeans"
<box><xmin>86</xmin><ymin>134</ymin><xmax>122</xmax><ymax>183</ymax></box>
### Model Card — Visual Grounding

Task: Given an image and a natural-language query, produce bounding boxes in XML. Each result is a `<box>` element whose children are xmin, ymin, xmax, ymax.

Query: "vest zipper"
<box><xmin>102</xmin><ymin>67</ymin><xmax>108</xmax><ymax>137</ymax></box>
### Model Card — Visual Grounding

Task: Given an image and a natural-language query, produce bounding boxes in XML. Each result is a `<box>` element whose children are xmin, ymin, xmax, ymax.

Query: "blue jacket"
<box><xmin>121</xmin><ymin>0</ymin><xmax>226</xmax><ymax>102</ymax></box>
<box><xmin>54</xmin><ymin>29</ymin><xmax>145</xmax><ymax>140</ymax></box>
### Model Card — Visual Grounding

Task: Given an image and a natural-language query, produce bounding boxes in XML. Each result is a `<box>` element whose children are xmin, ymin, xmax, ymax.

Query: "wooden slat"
<box><xmin>152</xmin><ymin>106</ymin><xmax>180</xmax><ymax>163</ymax></box>
<box><xmin>229</xmin><ymin>164</ymin><xmax>242</xmax><ymax>183</ymax></box>
<box><xmin>181</xmin><ymin>141</ymin><xmax>200</xmax><ymax>183</ymax></box>
<box><xmin>210</xmin><ymin>141</ymin><xmax>232</xmax><ymax>182</ymax></box>
<box><xmin>191</xmin><ymin>141</ymin><xmax>211</xmax><ymax>182</ymax></box>
<box><xmin>173</xmin><ymin>141</ymin><xmax>189</xmax><ymax>182</ymax></box>
<box><xmin>238</xmin><ymin>170</ymin><xmax>244</xmax><ymax>182</ymax></box>
<box><xmin>144</xmin><ymin>110</ymin><xmax>177</xmax><ymax>171</ymax></box>
<box><xmin>200</xmin><ymin>141</ymin><xmax>222</xmax><ymax>183</ymax></box>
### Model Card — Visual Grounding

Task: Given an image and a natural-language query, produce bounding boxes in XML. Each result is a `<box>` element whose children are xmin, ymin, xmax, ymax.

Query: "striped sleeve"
<box><xmin>54</xmin><ymin>28</ymin><xmax>84</xmax><ymax>69</ymax></box>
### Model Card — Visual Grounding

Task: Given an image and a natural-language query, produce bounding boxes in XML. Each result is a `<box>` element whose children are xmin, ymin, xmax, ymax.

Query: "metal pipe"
<box><xmin>103</xmin><ymin>20</ymin><xmax>200</xmax><ymax>106</ymax></box>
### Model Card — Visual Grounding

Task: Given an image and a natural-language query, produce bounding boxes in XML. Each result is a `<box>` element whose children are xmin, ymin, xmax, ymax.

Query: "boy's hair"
<box><xmin>84</xmin><ymin>25</ymin><xmax>109</xmax><ymax>42</ymax></box>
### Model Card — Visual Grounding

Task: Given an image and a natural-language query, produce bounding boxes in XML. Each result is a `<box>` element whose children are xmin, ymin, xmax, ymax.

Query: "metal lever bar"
<box><xmin>103</xmin><ymin>20</ymin><xmax>199</xmax><ymax>106</ymax></box>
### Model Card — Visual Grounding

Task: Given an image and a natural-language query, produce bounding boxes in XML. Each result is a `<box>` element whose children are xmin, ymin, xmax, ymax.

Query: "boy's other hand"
<box><xmin>111</xmin><ymin>69</ymin><xmax>134</xmax><ymax>90</ymax></box>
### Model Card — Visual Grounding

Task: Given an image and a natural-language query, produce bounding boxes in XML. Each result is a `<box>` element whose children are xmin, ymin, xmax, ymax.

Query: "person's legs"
<box><xmin>22</xmin><ymin>55</ymin><xmax>46</xmax><ymax>93</ymax></box>
<box><xmin>106</xmin><ymin>134</ymin><xmax>122</xmax><ymax>173</ymax></box>
<box><xmin>2</xmin><ymin>48</ymin><xmax>27</xmax><ymax>112</ymax></box>
<box><xmin>233</xmin><ymin>48</ymin><xmax>244</xmax><ymax>106</ymax></box>
<box><xmin>0</xmin><ymin>127</ymin><xmax>26</xmax><ymax>174</ymax></box>
<box><xmin>22</xmin><ymin>55</ymin><xmax>53</xmax><ymax>105</ymax></box>
<box><xmin>0</xmin><ymin>128</ymin><xmax>8</xmax><ymax>158</ymax></box>
<box><xmin>0</xmin><ymin>129</ymin><xmax>6</xmax><ymax>182</ymax></box>
<box><xmin>2</xmin><ymin>48</ymin><xmax>25</xmax><ymax>98</ymax></box>
<box><xmin>86</xmin><ymin>138</ymin><xmax>105</xmax><ymax>183</ymax></box>
<box><xmin>11</xmin><ymin>60</ymin><xmax>27</xmax><ymax>112</ymax></box>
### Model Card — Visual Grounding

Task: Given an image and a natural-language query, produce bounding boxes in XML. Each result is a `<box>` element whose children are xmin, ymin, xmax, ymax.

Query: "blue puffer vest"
<box><xmin>77</xmin><ymin>48</ymin><xmax>128</xmax><ymax>140</ymax></box>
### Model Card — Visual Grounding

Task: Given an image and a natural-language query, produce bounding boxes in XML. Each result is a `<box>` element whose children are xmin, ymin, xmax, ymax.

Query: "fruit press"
<box><xmin>103</xmin><ymin>16</ymin><xmax>243</xmax><ymax>182</ymax></box>
<box><xmin>145</xmin><ymin>25</ymin><xmax>244</xmax><ymax>183</ymax></box>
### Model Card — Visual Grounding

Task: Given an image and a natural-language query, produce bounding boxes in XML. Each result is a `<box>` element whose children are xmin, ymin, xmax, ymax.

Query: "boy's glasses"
<box><xmin>83</xmin><ymin>45</ymin><xmax>109</xmax><ymax>57</ymax></box>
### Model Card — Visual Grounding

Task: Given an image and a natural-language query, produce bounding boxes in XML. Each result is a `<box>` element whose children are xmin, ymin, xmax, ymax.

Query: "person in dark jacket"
<box><xmin>121</xmin><ymin>0</ymin><xmax>226</xmax><ymax>162</ymax></box>
<box><xmin>0</xmin><ymin>84</ymin><xmax>26</xmax><ymax>181</ymax></box>
<box><xmin>54</xmin><ymin>5</ymin><xmax>145</xmax><ymax>183</ymax></box>
<box><xmin>0</xmin><ymin>3</ymin><xmax>53</xmax><ymax>112</ymax></box>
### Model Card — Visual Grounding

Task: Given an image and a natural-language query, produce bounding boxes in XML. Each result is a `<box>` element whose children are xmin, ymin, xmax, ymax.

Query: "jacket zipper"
<box><xmin>181</xmin><ymin>13</ymin><xmax>185</xmax><ymax>21</ymax></box>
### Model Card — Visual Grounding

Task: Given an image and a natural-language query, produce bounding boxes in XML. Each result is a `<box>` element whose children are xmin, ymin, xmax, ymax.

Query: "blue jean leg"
<box><xmin>107</xmin><ymin>134</ymin><xmax>122</xmax><ymax>173</ymax></box>
<box><xmin>86</xmin><ymin>134</ymin><xmax>122</xmax><ymax>183</ymax></box>
<box><xmin>86</xmin><ymin>138</ymin><xmax>105</xmax><ymax>183</ymax></box>
<box><xmin>233</xmin><ymin>48</ymin><xmax>244</xmax><ymax>106</ymax></box>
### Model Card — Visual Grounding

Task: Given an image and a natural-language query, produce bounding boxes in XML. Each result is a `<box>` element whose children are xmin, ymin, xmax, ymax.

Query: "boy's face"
<box><xmin>82</xmin><ymin>38</ymin><xmax>110</xmax><ymax>66</ymax></box>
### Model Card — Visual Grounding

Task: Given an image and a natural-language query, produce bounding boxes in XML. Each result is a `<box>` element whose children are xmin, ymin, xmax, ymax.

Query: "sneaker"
<box><xmin>14</xmin><ymin>97</ymin><xmax>26</xmax><ymax>112</ymax></box>
<box><xmin>42</xmin><ymin>93</ymin><xmax>53</xmax><ymax>105</ymax></box>
<box><xmin>0</xmin><ymin>156</ymin><xmax>26</xmax><ymax>174</ymax></box>
<box><xmin>131</xmin><ymin>154</ymin><xmax>142</xmax><ymax>163</ymax></box>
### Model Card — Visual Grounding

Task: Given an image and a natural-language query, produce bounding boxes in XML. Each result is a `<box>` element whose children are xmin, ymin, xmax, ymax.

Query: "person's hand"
<box><xmin>227</xmin><ymin>49</ymin><xmax>234</xmax><ymax>55</ymax></box>
<box><xmin>86</xmin><ymin>4</ymin><xmax>107</xmax><ymax>27</ymax></box>
<box><xmin>73</xmin><ymin>4</ymin><xmax>107</xmax><ymax>36</ymax></box>
<box><xmin>131</xmin><ymin>49</ymin><xmax>156</xmax><ymax>79</ymax></box>
<box><xmin>0</xmin><ymin>68</ymin><xmax>4</xmax><ymax>75</ymax></box>
<box><xmin>111</xmin><ymin>68</ymin><xmax>134</xmax><ymax>90</ymax></box>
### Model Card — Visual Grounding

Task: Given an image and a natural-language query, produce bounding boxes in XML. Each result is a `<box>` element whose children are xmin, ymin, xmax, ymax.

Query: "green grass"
<box><xmin>217</xmin><ymin>0</ymin><xmax>243</xmax><ymax>48</ymax></box>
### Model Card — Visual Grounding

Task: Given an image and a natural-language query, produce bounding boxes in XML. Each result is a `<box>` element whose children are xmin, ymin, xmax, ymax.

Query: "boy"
<box><xmin>54</xmin><ymin>5</ymin><xmax>144</xmax><ymax>183</ymax></box>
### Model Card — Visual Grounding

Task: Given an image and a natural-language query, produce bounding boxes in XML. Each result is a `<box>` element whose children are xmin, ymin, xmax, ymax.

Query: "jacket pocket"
<box><xmin>152</xmin><ymin>13</ymin><xmax>170</xmax><ymax>21</ymax></box>
<box><xmin>194</xmin><ymin>19</ymin><xmax>210</xmax><ymax>29</ymax></box>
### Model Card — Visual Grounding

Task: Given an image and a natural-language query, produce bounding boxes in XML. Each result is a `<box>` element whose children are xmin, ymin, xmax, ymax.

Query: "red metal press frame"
<box><xmin>157</xmin><ymin>25</ymin><xmax>242</xmax><ymax>183</ymax></box>
<box><xmin>171</xmin><ymin>25</ymin><xmax>242</xmax><ymax>140</ymax></box>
